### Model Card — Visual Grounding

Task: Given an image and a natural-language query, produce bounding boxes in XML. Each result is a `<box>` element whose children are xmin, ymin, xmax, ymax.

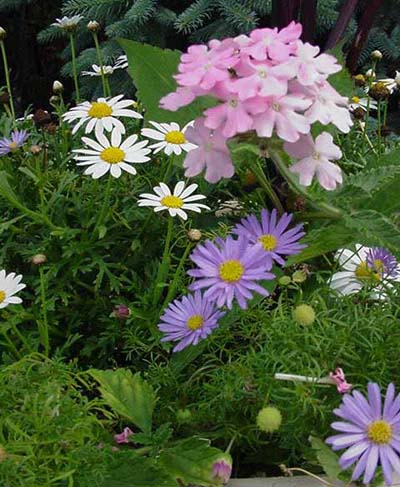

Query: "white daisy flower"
<box><xmin>328</xmin><ymin>244</ymin><xmax>400</xmax><ymax>299</ymax></box>
<box><xmin>0</xmin><ymin>270</ymin><xmax>26</xmax><ymax>308</ymax></box>
<box><xmin>81</xmin><ymin>64</ymin><xmax>114</xmax><ymax>77</ymax></box>
<box><xmin>141</xmin><ymin>121</ymin><xmax>196</xmax><ymax>156</ymax></box>
<box><xmin>378</xmin><ymin>71</ymin><xmax>400</xmax><ymax>93</ymax></box>
<box><xmin>73</xmin><ymin>127</ymin><xmax>151</xmax><ymax>179</ymax></box>
<box><xmin>52</xmin><ymin>15</ymin><xmax>83</xmax><ymax>32</ymax></box>
<box><xmin>138</xmin><ymin>181</ymin><xmax>209</xmax><ymax>220</ymax></box>
<box><xmin>349</xmin><ymin>96</ymin><xmax>377</xmax><ymax>112</ymax></box>
<box><xmin>114</xmin><ymin>55</ymin><xmax>128</xmax><ymax>70</ymax></box>
<box><xmin>62</xmin><ymin>95</ymin><xmax>142</xmax><ymax>137</ymax></box>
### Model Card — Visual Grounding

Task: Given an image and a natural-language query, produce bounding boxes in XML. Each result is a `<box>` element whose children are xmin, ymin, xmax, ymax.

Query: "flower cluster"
<box><xmin>161</xmin><ymin>22</ymin><xmax>351</xmax><ymax>187</ymax></box>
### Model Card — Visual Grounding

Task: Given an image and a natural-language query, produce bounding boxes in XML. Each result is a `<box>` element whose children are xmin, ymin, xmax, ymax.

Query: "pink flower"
<box><xmin>329</xmin><ymin>368</ymin><xmax>352</xmax><ymax>394</ymax></box>
<box><xmin>159</xmin><ymin>87</ymin><xmax>197</xmax><ymax>111</ymax></box>
<box><xmin>294</xmin><ymin>42</ymin><xmax>341</xmax><ymax>86</ymax></box>
<box><xmin>183</xmin><ymin>118</ymin><xmax>234</xmax><ymax>183</ymax></box>
<box><xmin>114</xmin><ymin>427</ymin><xmax>134</xmax><ymax>444</ymax></box>
<box><xmin>284</xmin><ymin>132</ymin><xmax>343</xmax><ymax>190</ymax></box>
<box><xmin>253</xmin><ymin>94</ymin><xmax>311</xmax><ymax>142</ymax></box>
<box><xmin>212</xmin><ymin>459</ymin><xmax>232</xmax><ymax>484</ymax></box>
<box><xmin>174</xmin><ymin>44</ymin><xmax>238</xmax><ymax>90</ymax></box>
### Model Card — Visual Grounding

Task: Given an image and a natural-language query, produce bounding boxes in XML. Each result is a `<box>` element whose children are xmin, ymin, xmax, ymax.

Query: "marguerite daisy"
<box><xmin>0</xmin><ymin>270</ymin><xmax>26</xmax><ymax>308</ymax></box>
<box><xmin>141</xmin><ymin>121</ymin><xmax>196</xmax><ymax>156</ymax></box>
<box><xmin>81</xmin><ymin>64</ymin><xmax>114</xmax><ymax>77</ymax></box>
<box><xmin>51</xmin><ymin>15</ymin><xmax>83</xmax><ymax>32</ymax></box>
<box><xmin>349</xmin><ymin>96</ymin><xmax>377</xmax><ymax>112</ymax></box>
<box><xmin>62</xmin><ymin>95</ymin><xmax>142</xmax><ymax>137</ymax></box>
<box><xmin>138</xmin><ymin>181</ymin><xmax>209</xmax><ymax>220</ymax></box>
<box><xmin>73</xmin><ymin>127</ymin><xmax>151</xmax><ymax>179</ymax></box>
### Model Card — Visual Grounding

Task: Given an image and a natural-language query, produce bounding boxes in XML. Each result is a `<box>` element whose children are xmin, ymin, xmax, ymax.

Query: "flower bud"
<box><xmin>293</xmin><ymin>304</ymin><xmax>315</xmax><ymax>326</ymax></box>
<box><xmin>176</xmin><ymin>408</ymin><xmax>192</xmax><ymax>423</ymax></box>
<box><xmin>0</xmin><ymin>91</ymin><xmax>9</xmax><ymax>104</ymax></box>
<box><xmin>114</xmin><ymin>304</ymin><xmax>131</xmax><ymax>320</ymax></box>
<box><xmin>365</xmin><ymin>69</ymin><xmax>376</xmax><ymax>80</ymax></box>
<box><xmin>30</xmin><ymin>145</ymin><xmax>42</xmax><ymax>155</ymax></box>
<box><xmin>257</xmin><ymin>406</ymin><xmax>282</xmax><ymax>433</ymax></box>
<box><xmin>278</xmin><ymin>276</ymin><xmax>291</xmax><ymax>286</ymax></box>
<box><xmin>31</xmin><ymin>254</ymin><xmax>47</xmax><ymax>265</ymax></box>
<box><xmin>33</xmin><ymin>108</ymin><xmax>51</xmax><ymax>127</ymax></box>
<box><xmin>292</xmin><ymin>270</ymin><xmax>307</xmax><ymax>283</ymax></box>
<box><xmin>212</xmin><ymin>456</ymin><xmax>232</xmax><ymax>485</ymax></box>
<box><xmin>0</xmin><ymin>27</ymin><xmax>7</xmax><ymax>40</ymax></box>
<box><xmin>370</xmin><ymin>50</ymin><xmax>383</xmax><ymax>61</ymax></box>
<box><xmin>354</xmin><ymin>74</ymin><xmax>366</xmax><ymax>87</ymax></box>
<box><xmin>369</xmin><ymin>81</ymin><xmax>390</xmax><ymax>101</ymax></box>
<box><xmin>52</xmin><ymin>80</ymin><xmax>64</xmax><ymax>94</ymax></box>
<box><xmin>242</xmin><ymin>169</ymin><xmax>258</xmax><ymax>188</ymax></box>
<box><xmin>187</xmin><ymin>229</ymin><xmax>202</xmax><ymax>242</ymax></box>
<box><xmin>50</xmin><ymin>95</ymin><xmax>60</xmax><ymax>105</ymax></box>
<box><xmin>87</xmin><ymin>20</ymin><xmax>100</xmax><ymax>32</ymax></box>
<box><xmin>352</xmin><ymin>107</ymin><xmax>365</xmax><ymax>120</ymax></box>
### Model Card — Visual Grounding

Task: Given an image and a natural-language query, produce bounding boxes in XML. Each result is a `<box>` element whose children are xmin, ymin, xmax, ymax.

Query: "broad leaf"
<box><xmin>309</xmin><ymin>436</ymin><xmax>344</xmax><ymax>481</ymax></box>
<box><xmin>327</xmin><ymin>43</ymin><xmax>354</xmax><ymax>97</ymax></box>
<box><xmin>90</xmin><ymin>369</ymin><xmax>156</xmax><ymax>434</ymax></box>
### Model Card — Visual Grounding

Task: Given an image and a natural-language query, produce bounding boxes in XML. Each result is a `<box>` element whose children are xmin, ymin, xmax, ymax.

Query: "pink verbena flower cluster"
<box><xmin>160</xmin><ymin>22</ymin><xmax>352</xmax><ymax>189</ymax></box>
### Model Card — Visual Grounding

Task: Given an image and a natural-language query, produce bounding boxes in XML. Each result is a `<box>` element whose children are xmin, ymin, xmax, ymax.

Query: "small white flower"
<box><xmin>62</xmin><ymin>95</ymin><xmax>142</xmax><ymax>138</ymax></box>
<box><xmin>0</xmin><ymin>270</ymin><xmax>25</xmax><ymax>308</ymax></box>
<box><xmin>141</xmin><ymin>121</ymin><xmax>197</xmax><ymax>156</ymax></box>
<box><xmin>349</xmin><ymin>96</ymin><xmax>377</xmax><ymax>112</ymax></box>
<box><xmin>52</xmin><ymin>15</ymin><xmax>83</xmax><ymax>32</ymax></box>
<box><xmin>81</xmin><ymin>64</ymin><xmax>114</xmax><ymax>77</ymax></box>
<box><xmin>114</xmin><ymin>55</ymin><xmax>128</xmax><ymax>70</ymax></box>
<box><xmin>375</xmin><ymin>71</ymin><xmax>400</xmax><ymax>93</ymax></box>
<box><xmin>73</xmin><ymin>128</ymin><xmax>151</xmax><ymax>179</ymax></box>
<box><xmin>138</xmin><ymin>181</ymin><xmax>209</xmax><ymax>220</ymax></box>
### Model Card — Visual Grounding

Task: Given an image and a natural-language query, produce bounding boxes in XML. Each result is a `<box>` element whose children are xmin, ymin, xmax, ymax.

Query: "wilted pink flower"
<box><xmin>284</xmin><ymin>132</ymin><xmax>343</xmax><ymax>190</ymax></box>
<box><xmin>114</xmin><ymin>427</ymin><xmax>134</xmax><ymax>444</ymax></box>
<box><xmin>183</xmin><ymin>118</ymin><xmax>234</xmax><ymax>183</ymax></box>
<box><xmin>294</xmin><ymin>42</ymin><xmax>341</xmax><ymax>86</ymax></box>
<box><xmin>329</xmin><ymin>368</ymin><xmax>352</xmax><ymax>394</ymax></box>
<box><xmin>212</xmin><ymin>459</ymin><xmax>232</xmax><ymax>484</ymax></box>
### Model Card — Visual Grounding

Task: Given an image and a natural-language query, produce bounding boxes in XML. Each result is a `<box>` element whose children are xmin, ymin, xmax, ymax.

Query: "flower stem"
<box><xmin>268</xmin><ymin>145</ymin><xmax>342</xmax><ymax>220</ymax></box>
<box><xmin>0</xmin><ymin>40</ymin><xmax>15</xmax><ymax>120</ymax></box>
<box><xmin>250</xmin><ymin>159</ymin><xmax>284</xmax><ymax>214</ymax></box>
<box><xmin>39</xmin><ymin>266</ymin><xmax>50</xmax><ymax>356</ymax></box>
<box><xmin>95</xmin><ymin>175</ymin><xmax>113</xmax><ymax>236</ymax></box>
<box><xmin>69</xmin><ymin>33</ymin><xmax>80</xmax><ymax>102</ymax></box>
<box><xmin>152</xmin><ymin>217</ymin><xmax>174</xmax><ymax>306</ymax></box>
<box><xmin>161</xmin><ymin>241</ymin><xmax>192</xmax><ymax>308</ymax></box>
<box><xmin>1</xmin><ymin>329</ymin><xmax>20</xmax><ymax>358</ymax></box>
<box><xmin>92</xmin><ymin>32</ymin><xmax>109</xmax><ymax>97</ymax></box>
<box><xmin>285</xmin><ymin>468</ymin><xmax>335</xmax><ymax>487</ymax></box>
<box><xmin>377</xmin><ymin>100</ymin><xmax>382</xmax><ymax>154</ymax></box>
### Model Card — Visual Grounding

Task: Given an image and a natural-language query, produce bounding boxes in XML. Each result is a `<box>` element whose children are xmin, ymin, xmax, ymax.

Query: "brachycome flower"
<box><xmin>326</xmin><ymin>382</ymin><xmax>400</xmax><ymax>486</ymax></box>
<box><xmin>188</xmin><ymin>236</ymin><xmax>275</xmax><ymax>309</ymax></box>
<box><xmin>138</xmin><ymin>181</ymin><xmax>209</xmax><ymax>220</ymax></box>
<box><xmin>73</xmin><ymin>128</ymin><xmax>151</xmax><ymax>179</ymax></box>
<box><xmin>81</xmin><ymin>64</ymin><xmax>114</xmax><ymax>77</ymax></box>
<box><xmin>329</xmin><ymin>244</ymin><xmax>400</xmax><ymax>298</ymax></box>
<box><xmin>0</xmin><ymin>270</ymin><xmax>26</xmax><ymax>308</ymax></box>
<box><xmin>63</xmin><ymin>95</ymin><xmax>142</xmax><ymax>137</ymax></box>
<box><xmin>0</xmin><ymin>130</ymin><xmax>29</xmax><ymax>156</ymax></box>
<box><xmin>141</xmin><ymin>121</ymin><xmax>196</xmax><ymax>156</ymax></box>
<box><xmin>158</xmin><ymin>291</ymin><xmax>225</xmax><ymax>352</ymax></box>
<box><xmin>52</xmin><ymin>15</ymin><xmax>83</xmax><ymax>32</ymax></box>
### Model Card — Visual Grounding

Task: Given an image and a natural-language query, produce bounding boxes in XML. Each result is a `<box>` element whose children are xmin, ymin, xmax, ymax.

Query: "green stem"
<box><xmin>0</xmin><ymin>40</ymin><xmax>15</xmax><ymax>120</ymax></box>
<box><xmin>383</xmin><ymin>98</ymin><xmax>389</xmax><ymax>126</ymax></box>
<box><xmin>39</xmin><ymin>266</ymin><xmax>50</xmax><ymax>356</ymax></box>
<box><xmin>377</xmin><ymin>100</ymin><xmax>382</xmax><ymax>154</ymax></box>
<box><xmin>9</xmin><ymin>321</ymin><xmax>32</xmax><ymax>352</ymax></box>
<box><xmin>362</xmin><ymin>94</ymin><xmax>371</xmax><ymax>155</ymax></box>
<box><xmin>152</xmin><ymin>217</ymin><xmax>174</xmax><ymax>306</ymax></box>
<box><xmin>268</xmin><ymin>146</ymin><xmax>342</xmax><ymax>220</ymax></box>
<box><xmin>163</xmin><ymin>155</ymin><xmax>175</xmax><ymax>181</ymax></box>
<box><xmin>161</xmin><ymin>242</ymin><xmax>192</xmax><ymax>308</ymax></box>
<box><xmin>92</xmin><ymin>32</ymin><xmax>109</xmax><ymax>97</ymax></box>
<box><xmin>69</xmin><ymin>33</ymin><xmax>80</xmax><ymax>102</ymax></box>
<box><xmin>250</xmin><ymin>159</ymin><xmax>284</xmax><ymax>214</ymax></box>
<box><xmin>95</xmin><ymin>176</ymin><xmax>113</xmax><ymax>235</ymax></box>
<box><xmin>1</xmin><ymin>329</ymin><xmax>20</xmax><ymax>358</ymax></box>
<box><xmin>42</xmin><ymin>128</ymin><xmax>48</xmax><ymax>169</ymax></box>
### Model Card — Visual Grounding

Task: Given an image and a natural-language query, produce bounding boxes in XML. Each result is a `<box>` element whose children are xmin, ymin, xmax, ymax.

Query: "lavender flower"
<box><xmin>158</xmin><ymin>291</ymin><xmax>225</xmax><ymax>352</ymax></box>
<box><xmin>326</xmin><ymin>383</ymin><xmax>400</xmax><ymax>485</ymax></box>
<box><xmin>0</xmin><ymin>130</ymin><xmax>28</xmax><ymax>156</ymax></box>
<box><xmin>366</xmin><ymin>247</ymin><xmax>400</xmax><ymax>281</ymax></box>
<box><xmin>232</xmin><ymin>209</ymin><xmax>306</xmax><ymax>267</ymax></box>
<box><xmin>188</xmin><ymin>236</ymin><xmax>275</xmax><ymax>309</ymax></box>
<box><xmin>212</xmin><ymin>458</ymin><xmax>232</xmax><ymax>484</ymax></box>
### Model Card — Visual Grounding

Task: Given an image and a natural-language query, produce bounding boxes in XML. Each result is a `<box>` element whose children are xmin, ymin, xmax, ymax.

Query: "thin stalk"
<box><xmin>92</xmin><ymin>32</ymin><xmax>109</xmax><ymax>97</ymax></box>
<box><xmin>358</xmin><ymin>120</ymin><xmax>377</xmax><ymax>154</ymax></box>
<box><xmin>161</xmin><ymin>242</ymin><xmax>192</xmax><ymax>308</ymax></box>
<box><xmin>9</xmin><ymin>321</ymin><xmax>32</xmax><ymax>352</ymax></box>
<box><xmin>286</xmin><ymin>468</ymin><xmax>335</xmax><ymax>487</ymax></box>
<box><xmin>41</xmin><ymin>128</ymin><xmax>48</xmax><ymax>169</ymax></box>
<box><xmin>163</xmin><ymin>155</ymin><xmax>175</xmax><ymax>181</ymax></box>
<box><xmin>0</xmin><ymin>40</ymin><xmax>15</xmax><ymax>120</ymax></box>
<box><xmin>39</xmin><ymin>266</ymin><xmax>50</xmax><ymax>356</ymax></box>
<box><xmin>152</xmin><ymin>217</ymin><xmax>174</xmax><ymax>306</ymax></box>
<box><xmin>377</xmin><ymin>100</ymin><xmax>382</xmax><ymax>153</ymax></box>
<box><xmin>383</xmin><ymin>99</ymin><xmax>389</xmax><ymax>126</ymax></box>
<box><xmin>268</xmin><ymin>146</ymin><xmax>342</xmax><ymax>220</ymax></box>
<box><xmin>362</xmin><ymin>94</ymin><xmax>372</xmax><ymax>154</ymax></box>
<box><xmin>1</xmin><ymin>329</ymin><xmax>20</xmax><ymax>358</ymax></box>
<box><xmin>69</xmin><ymin>33</ymin><xmax>80</xmax><ymax>102</ymax></box>
<box><xmin>251</xmin><ymin>159</ymin><xmax>284</xmax><ymax>214</ymax></box>
<box><xmin>95</xmin><ymin>175</ymin><xmax>113</xmax><ymax>235</ymax></box>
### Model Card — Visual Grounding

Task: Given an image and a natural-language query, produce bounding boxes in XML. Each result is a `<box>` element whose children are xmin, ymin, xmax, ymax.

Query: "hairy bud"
<box><xmin>87</xmin><ymin>20</ymin><xmax>100</xmax><ymax>32</ymax></box>
<box><xmin>31</xmin><ymin>254</ymin><xmax>47</xmax><ymax>265</ymax></box>
<box><xmin>52</xmin><ymin>80</ymin><xmax>64</xmax><ymax>94</ymax></box>
<box><xmin>293</xmin><ymin>304</ymin><xmax>316</xmax><ymax>326</ymax></box>
<box><xmin>257</xmin><ymin>406</ymin><xmax>282</xmax><ymax>433</ymax></box>
<box><xmin>370</xmin><ymin>50</ymin><xmax>383</xmax><ymax>61</ymax></box>
<box><xmin>187</xmin><ymin>229</ymin><xmax>202</xmax><ymax>242</ymax></box>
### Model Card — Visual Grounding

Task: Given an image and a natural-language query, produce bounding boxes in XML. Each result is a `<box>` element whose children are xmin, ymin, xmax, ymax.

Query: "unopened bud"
<box><xmin>257</xmin><ymin>406</ymin><xmax>282</xmax><ymax>433</ymax></box>
<box><xmin>87</xmin><ymin>20</ymin><xmax>100</xmax><ymax>32</ymax></box>
<box><xmin>50</xmin><ymin>95</ymin><xmax>60</xmax><ymax>104</ymax></box>
<box><xmin>293</xmin><ymin>304</ymin><xmax>315</xmax><ymax>326</ymax></box>
<box><xmin>176</xmin><ymin>408</ymin><xmax>192</xmax><ymax>423</ymax></box>
<box><xmin>365</xmin><ymin>69</ymin><xmax>376</xmax><ymax>80</ymax></box>
<box><xmin>0</xmin><ymin>27</ymin><xmax>7</xmax><ymax>40</ymax></box>
<box><xmin>52</xmin><ymin>80</ymin><xmax>64</xmax><ymax>94</ymax></box>
<box><xmin>292</xmin><ymin>270</ymin><xmax>307</xmax><ymax>283</ymax></box>
<box><xmin>30</xmin><ymin>145</ymin><xmax>42</xmax><ymax>155</ymax></box>
<box><xmin>31</xmin><ymin>254</ymin><xmax>47</xmax><ymax>265</ymax></box>
<box><xmin>212</xmin><ymin>456</ymin><xmax>232</xmax><ymax>485</ymax></box>
<box><xmin>278</xmin><ymin>276</ymin><xmax>291</xmax><ymax>286</ymax></box>
<box><xmin>353</xmin><ymin>74</ymin><xmax>366</xmax><ymax>87</ymax></box>
<box><xmin>187</xmin><ymin>229</ymin><xmax>202</xmax><ymax>242</ymax></box>
<box><xmin>370</xmin><ymin>50</ymin><xmax>383</xmax><ymax>61</ymax></box>
<box><xmin>33</xmin><ymin>108</ymin><xmax>51</xmax><ymax>127</ymax></box>
<box><xmin>352</xmin><ymin>107</ymin><xmax>365</xmax><ymax>120</ymax></box>
<box><xmin>114</xmin><ymin>304</ymin><xmax>131</xmax><ymax>320</ymax></box>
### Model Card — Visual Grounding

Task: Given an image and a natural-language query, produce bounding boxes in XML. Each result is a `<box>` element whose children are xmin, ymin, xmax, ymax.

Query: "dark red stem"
<box><xmin>325</xmin><ymin>0</ymin><xmax>359</xmax><ymax>50</ymax></box>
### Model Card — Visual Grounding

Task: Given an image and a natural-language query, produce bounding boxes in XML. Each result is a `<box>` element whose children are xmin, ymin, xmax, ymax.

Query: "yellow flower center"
<box><xmin>161</xmin><ymin>195</ymin><xmax>183</xmax><ymax>208</ymax></box>
<box><xmin>352</xmin><ymin>96</ymin><xmax>360</xmax><ymax>103</ymax></box>
<box><xmin>88</xmin><ymin>102</ymin><xmax>113</xmax><ymax>118</ymax></box>
<box><xmin>368</xmin><ymin>420</ymin><xmax>393</xmax><ymax>444</ymax></box>
<box><xmin>0</xmin><ymin>291</ymin><xmax>5</xmax><ymax>303</ymax></box>
<box><xmin>9</xmin><ymin>141</ymin><xmax>19</xmax><ymax>151</ymax></box>
<box><xmin>219</xmin><ymin>259</ymin><xmax>244</xmax><ymax>283</ymax></box>
<box><xmin>100</xmin><ymin>147</ymin><xmax>125</xmax><ymax>164</ymax></box>
<box><xmin>164</xmin><ymin>130</ymin><xmax>186</xmax><ymax>145</ymax></box>
<box><xmin>355</xmin><ymin>261</ymin><xmax>380</xmax><ymax>282</ymax></box>
<box><xmin>259</xmin><ymin>234</ymin><xmax>278</xmax><ymax>251</ymax></box>
<box><xmin>187</xmin><ymin>314</ymin><xmax>204</xmax><ymax>330</ymax></box>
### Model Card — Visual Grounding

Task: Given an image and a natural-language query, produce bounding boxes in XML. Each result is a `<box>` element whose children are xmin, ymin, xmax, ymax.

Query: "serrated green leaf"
<box><xmin>90</xmin><ymin>369</ymin><xmax>156</xmax><ymax>434</ymax></box>
<box><xmin>119</xmin><ymin>39</ymin><xmax>216</xmax><ymax>125</ymax></box>
<box><xmin>341</xmin><ymin>166</ymin><xmax>400</xmax><ymax>195</ymax></box>
<box><xmin>309</xmin><ymin>436</ymin><xmax>343</xmax><ymax>481</ymax></box>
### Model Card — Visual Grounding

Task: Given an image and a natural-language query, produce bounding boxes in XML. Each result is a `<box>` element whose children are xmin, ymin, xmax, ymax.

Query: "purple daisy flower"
<box><xmin>232</xmin><ymin>209</ymin><xmax>306</xmax><ymax>267</ymax></box>
<box><xmin>188</xmin><ymin>235</ymin><xmax>275</xmax><ymax>309</ymax></box>
<box><xmin>0</xmin><ymin>130</ymin><xmax>29</xmax><ymax>156</ymax></box>
<box><xmin>326</xmin><ymin>383</ymin><xmax>400</xmax><ymax>486</ymax></box>
<box><xmin>158</xmin><ymin>291</ymin><xmax>225</xmax><ymax>352</ymax></box>
<box><xmin>366</xmin><ymin>247</ymin><xmax>400</xmax><ymax>282</ymax></box>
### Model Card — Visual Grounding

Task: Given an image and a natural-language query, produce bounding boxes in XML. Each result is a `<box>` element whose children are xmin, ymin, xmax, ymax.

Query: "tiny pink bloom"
<box><xmin>212</xmin><ymin>459</ymin><xmax>232</xmax><ymax>484</ymax></box>
<box><xmin>159</xmin><ymin>87</ymin><xmax>197</xmax><ymax>111</ymax></box>
<box><xmin>253</xmin><ymin>94</ymin><xmax>311</xmax><ymax>142</ymax></box>
<box><xmin>294</xmin><ymin>41</ymin><xmax>341</xmax><ymax>86</ymax></box>
<box><xmin>114</xmin><ymin>427</ymin><xmax>134</xmax><ymax>444</ymax></box>
<box><xmin>284</xmin><ymin>132</ymin><xmax>343</xmax><ymax>190</ymax></box>
<box><xmin>329</xmin><ymin>368</ymin><xmax>353</xmax><ymax>394</ymax></box>
<box><xmin>183</xmin><ymin>118</ymin><xmax>234</xmax><ymax>183</ymax></box>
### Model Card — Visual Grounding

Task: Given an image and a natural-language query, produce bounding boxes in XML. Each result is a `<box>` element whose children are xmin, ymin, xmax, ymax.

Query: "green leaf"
<box><xmin>89</xmin><ymin>369</ymin><xmax>156</xmax><ymax>434</ymax></box>
<box><xmin>309</xmin><ymin>436</ymin><xmax>344</xmax><ymax>481</ymax></box>
<box><xmin>119</xmin><ymin>39</ymin><xmax>216</xmax><ymax>125</ymax></box>
<box><xmin>327</xmin><ymin>43</ymin><xmax>354</xmax><ymax>97</ymax></box>
<box><xmin>342</xmin><ymin>166</ymin><xmax>400</xmax><ymax>195</ymax></box>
